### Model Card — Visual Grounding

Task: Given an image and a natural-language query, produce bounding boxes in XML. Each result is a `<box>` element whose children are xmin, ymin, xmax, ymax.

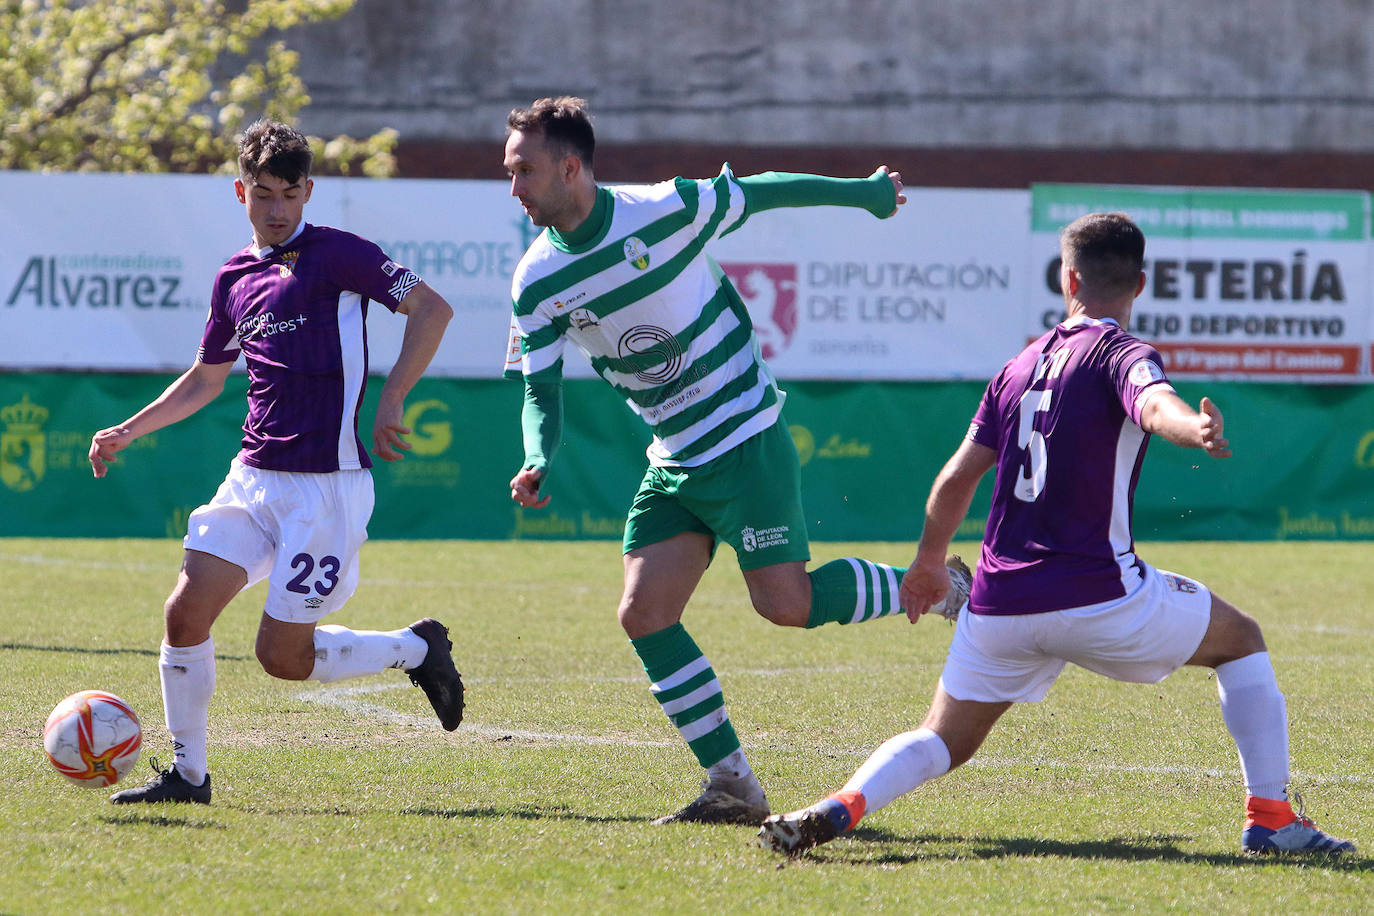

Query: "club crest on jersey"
<box><xmin>277</xmin><ymin>250</ymin><xmax>300</xmax><ymax>278</ymax></box>
<box><xmin>623</xmin><ymin>237</ymin><xmax>650</xmax><ymax>270</ymax></box>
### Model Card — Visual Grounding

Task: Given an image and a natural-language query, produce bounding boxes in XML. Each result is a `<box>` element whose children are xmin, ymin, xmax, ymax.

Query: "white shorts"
<box><xmin>939</xmin><ymin>564</ymin><xmax>1212</xmax><ymax>704</ymax></box>
<box><xmin>183</xmin><ymin>458</ymin><xmax>374</xmax><ymax>623</ymax></box>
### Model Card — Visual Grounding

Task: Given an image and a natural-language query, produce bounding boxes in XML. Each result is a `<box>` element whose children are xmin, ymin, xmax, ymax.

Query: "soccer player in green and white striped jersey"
<box><xmin>502</xmin><ymin>97</ymin><xmax>969</xmax><ymax>825</ymax></box>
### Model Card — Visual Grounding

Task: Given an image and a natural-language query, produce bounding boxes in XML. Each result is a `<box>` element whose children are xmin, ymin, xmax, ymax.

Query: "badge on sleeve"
<box><xmin>1128</xmin><ymin>358</ymin><xmax>1165</xmax><ymax>387</ymax></box>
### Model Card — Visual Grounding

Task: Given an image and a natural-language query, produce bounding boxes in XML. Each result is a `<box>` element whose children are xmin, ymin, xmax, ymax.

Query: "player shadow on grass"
<box><xmin>404</xmin><ymin>804</ymin><xmax>647</xmax><ymax>825</ymax></box>
<box><xmin>792</xmin><ymin>827</ymin><xmax>1372</xmax><ymax>871</ymax></box>
<box><xmin>0</xmin><ymin>642</ymin><xmax>250</xmax><ymax>662</ymax></box>
<box><xmin>98</xmin><ymin>812</ymin><xmax>226</xmax><ymax>830</ymax></box>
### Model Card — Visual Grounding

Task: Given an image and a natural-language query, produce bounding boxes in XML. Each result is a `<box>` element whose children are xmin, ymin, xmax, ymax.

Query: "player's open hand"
<box><xmin>1198</xmin><ymin>396</ymin><xmax>1231</xmax><ymax>458</ymax></box>
<box><xmin>88</xmin><ymin>426</ymin><xmax>133</xmax><ymax>478</ymax></box>
<box><xmin>372</xmin><ymin>396</ymin><xmax>413</xmax><ymax>461</ymax></box>
<box><xmin>510</xmin><ymin>467</ymin><xmax>550</xmax><ymax>508</ymax></box>
<box><xmin>373</xmin><ymin>421</ymin><xmax>413</xmax><ymax>461</ymax></box>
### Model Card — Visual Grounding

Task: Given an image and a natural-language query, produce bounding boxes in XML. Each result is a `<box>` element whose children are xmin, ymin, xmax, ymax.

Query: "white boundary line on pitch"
<box><xmin>295</xmin><ymin>682</ymin><xmax>1374</xmax><ymax>787</ymax></box>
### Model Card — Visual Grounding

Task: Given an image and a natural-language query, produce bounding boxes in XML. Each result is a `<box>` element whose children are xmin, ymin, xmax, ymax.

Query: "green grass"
<box><xmin>2</xmin><ymin>539</ymin><xmax>1371</xmax><ymax>914</ymax></box>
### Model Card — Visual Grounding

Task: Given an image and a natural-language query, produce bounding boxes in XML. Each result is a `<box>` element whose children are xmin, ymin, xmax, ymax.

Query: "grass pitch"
<box><xmin>2</xmin><ymin>538</ymin><xmax>1371</xmax><ymax>914</ymax></box>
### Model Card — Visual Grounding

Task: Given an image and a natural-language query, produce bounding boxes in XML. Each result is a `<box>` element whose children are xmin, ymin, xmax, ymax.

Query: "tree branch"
<box><xmin>46</xmin><ymin>24</ymin><xmax>164</xmax><ymax>120</ymax></box>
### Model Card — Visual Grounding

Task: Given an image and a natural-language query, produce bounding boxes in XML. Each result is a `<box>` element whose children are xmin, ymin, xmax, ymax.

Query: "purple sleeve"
<box><xmin>196</xmin><ymin>272</ymin><xmax>240</xmax><ymax>365</ymax></box>
<box><xmin>1110</xmin><ymin>339</ymin><xmax>1174</xmax><ymax>426</ymax></box>
<box><xmin>327</xmin><ymin>232</ymin><xmax>422</xmax><ymax>313</ymax></box>
<box><xmin>967</xmin><ymin>371</ymin><xmax>1004</xmax><ymax>450</ymax></box>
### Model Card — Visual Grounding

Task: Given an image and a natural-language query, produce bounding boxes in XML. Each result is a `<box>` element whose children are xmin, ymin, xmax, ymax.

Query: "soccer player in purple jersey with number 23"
<box><xmin>88</xmin><ymin>120</ymin><xmax>465</xmax><ymax>804</ymax></box>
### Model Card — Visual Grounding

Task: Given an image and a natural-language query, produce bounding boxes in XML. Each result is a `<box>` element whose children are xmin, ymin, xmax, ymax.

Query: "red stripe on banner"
<box><xmin>1153</xmin><ymin>343</ymin><xmax>1360</xmax><ymax>377</ymax></box>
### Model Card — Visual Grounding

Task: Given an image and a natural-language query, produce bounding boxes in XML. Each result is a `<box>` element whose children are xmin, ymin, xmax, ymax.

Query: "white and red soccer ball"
<box><xmin>43</xmin><ymin>690</ymin><xmax>142</xmax><ymax>787</ymax></box>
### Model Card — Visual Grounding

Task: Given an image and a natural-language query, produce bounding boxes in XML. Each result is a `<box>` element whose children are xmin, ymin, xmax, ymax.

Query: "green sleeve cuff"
<box><xmin>737</xmin><ymin>168</ymin><xmax>897</xmax><ymax>220</ymax></box>
<box><xmin>521</xmin><ymin>379</ymin><xmax>563</xmax><ymax>476</ymax></box>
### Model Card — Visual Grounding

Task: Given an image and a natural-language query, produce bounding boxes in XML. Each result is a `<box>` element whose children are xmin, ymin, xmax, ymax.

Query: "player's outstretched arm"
<box><xmin>1140</xmin><ymin>391</ymin><xmax>1232</xmax><ymax>458</ymax></box>
<box><xmin>89</xmin><ymin>359</ymin><xmax>233</xmax><ymax>478</ymax></box>
<box><xmin>900</xmin><ymin>440</ymin><xmax>995</xmax><ymax>622</ymax></box>
<box><xmin>735</xmin><ymin>166</ymin><xmax>905</xmax><ymax>220</ymax></box>
<box><xmin>374</xmin><ymin>282</ymin><xmax>454</xmax><ymax>461</ymax></box>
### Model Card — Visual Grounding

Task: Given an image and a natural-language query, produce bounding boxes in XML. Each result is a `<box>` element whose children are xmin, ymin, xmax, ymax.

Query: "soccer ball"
<box><xmin>42</xmin><ymin>690</ymin><xmax>143</xmax><ymax>787</ymax></box>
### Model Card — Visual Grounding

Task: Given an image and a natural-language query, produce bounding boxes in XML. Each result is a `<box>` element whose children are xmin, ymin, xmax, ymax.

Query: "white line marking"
<box><xmin>296</xmin><ymin>682</ymin><xmax>1374</xmax><ymax>787</ymax></box>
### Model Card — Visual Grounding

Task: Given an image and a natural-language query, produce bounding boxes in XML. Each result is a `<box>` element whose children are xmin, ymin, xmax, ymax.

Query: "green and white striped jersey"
<box><xmin>504</xmin><ymin>165</ymin><xmax>781</xmax><ymax>467</ymax></box>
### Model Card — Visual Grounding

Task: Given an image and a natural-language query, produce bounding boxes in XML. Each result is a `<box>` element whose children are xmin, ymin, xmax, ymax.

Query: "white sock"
<box><xmin>1216</xmin><ymin>651</ymin><xmax>1289</xmax><ymax>800</ymax></box>
<box><xmin>307</xmin><ymin>625</ymin><xmax>428</xmax><ymax>683</ymax></box>
<box><xmin>160</xmin><ymin>638</ymin><xmax>215</xmax><ymax>786</ymax></box>
<box><xmin>842</xmin><ymin>727</ymin><xmax>951</xmax><ymax>814</ymax></box>
<box><xmin>707</xmin><ymin>749</ymin><xmax>765</xmax><ymax>803</ymax></box>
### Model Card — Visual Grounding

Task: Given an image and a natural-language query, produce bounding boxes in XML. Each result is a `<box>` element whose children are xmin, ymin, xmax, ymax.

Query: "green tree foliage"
<box><xmin>0</xmin><ymin>0</ymin><xmax>397</xmax><ymax>175</ymax></box>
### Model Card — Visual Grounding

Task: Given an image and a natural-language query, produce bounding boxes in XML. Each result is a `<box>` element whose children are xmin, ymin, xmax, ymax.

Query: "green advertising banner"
<box><xmin>2</xmin><ymin>373</ymin><xmax>1372</xmax><ymax>543</ymax></box>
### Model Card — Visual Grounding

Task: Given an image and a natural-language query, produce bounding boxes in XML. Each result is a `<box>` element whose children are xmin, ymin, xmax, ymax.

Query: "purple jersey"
<box><xmin>198</xmin><ymin>223</ymin><xmax>421</xmax><ymax>472</ymax></box>
<box><xmin>967</xmin><ymin>317</ymin><xmax>1175</xmax><ymax>615</ymax></box>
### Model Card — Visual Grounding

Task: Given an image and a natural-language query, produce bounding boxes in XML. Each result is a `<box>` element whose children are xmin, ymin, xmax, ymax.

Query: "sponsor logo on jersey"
<box><xmin>0</xmin><ymin>393</ymin><xmax>47</xmax><ymax>492</ymax></box>
<box><xmin>236</xmin><ymin>311</ymin><xmax>308</xmax><ymax>341</ymax></box>
<box><xmin>569</xmin><ymin>308</ymin><xmax>600</xmax><ymax>329</ymax></box>
<box><xmin>623</xmin><ymin>237</ymin><xmax>650</xmax><ymax>270</ymax></box>
<box><xmin>552</xmin><ymin>291</ymin><xmax>587</xmax><ymax>311</ymax></box>
<box><xmin>618</xmin><ymin>325</ymin><xmax>683</xmax><ymax>384</ymax></box>
<box><xmin>1128</xmin><ymin>358</ymin><xmax>1166</xmax><ymax>387</ymax></box>
<box><xmin>380</xmin><ymin>259</ymin><xmax>400</xmax><ymax>277</ymax></box>
<box><xmin>721</xmin><ymin>262</ymin><xmax>798</xmax><ymax>360</ymax></box>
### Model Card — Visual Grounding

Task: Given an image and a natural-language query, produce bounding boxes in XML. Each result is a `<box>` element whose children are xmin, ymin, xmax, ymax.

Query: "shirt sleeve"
<box><xmin>505</xmin><ymin>262</ymin><xmax>567</xmax><ymax>383</ymax></box>
<box><xmin>520</xmin><ymin>379</ymin><xmax>564</xmax><ymax>476</ymax></box>
<box><xmin>1110</xmin><ymin>339</ymin><xmax>1175</xmax><ymax>426</ymax></box>
<box><xmin>329</xmin><ymin>232</ymin><xmax>423</xmax><ymax>313</ymax></box>
<box><xmin>967</xmin><ymin>370</ymin><xmax>1005</xmax><ymax>451</ymax></box>
<box><xmin>196</xmin><ymin>272</ymin><xmax>241</xmax><ymax>365</ymax></box>
<box><xmin>674</xmin><ymin>164</ymin><xmax>750</xmax><ymax>239</ymax></box>
<box><xmin>736</xmin><ymin>168</ymin><xmax>897</xmax><ymax>222</ymax></box>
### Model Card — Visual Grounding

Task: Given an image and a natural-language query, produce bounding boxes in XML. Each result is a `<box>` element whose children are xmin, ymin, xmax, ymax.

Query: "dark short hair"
<box><xmin>506</xmin><ymin>96</ymin><xmax>595</xmax><ymax>168</ymax></box>
<box><xmin>238</xmin><ymin>119</ymin><xmax>313</xmax><ymax>184</ymax></box>
<box><xmin>1060</xmin><ymin>212</ymin><xmax>1145</xmax><ymax>300</ymax></box>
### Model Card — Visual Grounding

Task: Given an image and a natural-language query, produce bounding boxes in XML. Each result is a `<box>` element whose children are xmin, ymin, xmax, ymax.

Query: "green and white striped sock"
<box><xmin>805</xmin><ymin>558</ymin><xmax>907</xmax><ymax>627</ymax></box>
<box><xmin>631</xmin><ymin>623</ymin><xmax>740</xmax><ymax>768</ymax></box>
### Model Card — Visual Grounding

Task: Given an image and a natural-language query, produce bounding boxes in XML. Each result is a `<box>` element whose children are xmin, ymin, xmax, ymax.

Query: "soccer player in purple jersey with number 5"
<box><xmin>87</xmin><ymin>120</ymin><xmax>464</xmax><ymax>804</ymax></box>
<box><xmin>761</xmin><ymin>212</ymin><xmax>1355</xmax><ymax>857</ymax></box>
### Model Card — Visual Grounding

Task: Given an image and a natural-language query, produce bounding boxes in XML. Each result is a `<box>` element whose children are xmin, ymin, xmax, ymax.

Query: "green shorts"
<box><xmin>622</xmin><ymin>420</ymin><xmax>811</xmax><ymax>571</ymax></box>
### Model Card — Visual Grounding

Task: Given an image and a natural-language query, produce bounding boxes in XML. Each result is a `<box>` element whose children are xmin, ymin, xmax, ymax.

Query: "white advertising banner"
<box><xmin>1029</xmin><ymin>184</ymin><xmax>1371</xmax><ymax>380</ymax></box>
<box><xmin>0</xmin><ymin>172</ymin><xmax>252</xmax><ymax>371</ymax></box>
<box><xmin>0</xmin><ymin>171</ymin><xmax>1028</xmax><ymax>380</ymax></box>
<box><xmin>712</xmin><ymin>188</ymin><xmax>1028</xmax><ymax>379</ymax></box>
<box><xmin>4</xmin><ymin>172</ymin><xmax>1369</xmax><ymax>381</ymax></box>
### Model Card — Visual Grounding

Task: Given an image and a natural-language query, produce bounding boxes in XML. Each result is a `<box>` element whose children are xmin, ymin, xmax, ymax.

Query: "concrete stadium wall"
<box><xmin>287</xmin><ymin>0</ymin><xmax>1374</xmax><ymax>164</ymax></box>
